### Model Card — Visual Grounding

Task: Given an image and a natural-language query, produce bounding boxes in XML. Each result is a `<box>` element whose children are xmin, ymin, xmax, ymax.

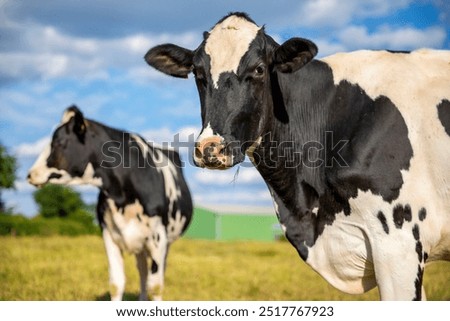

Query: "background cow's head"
<box><xmin>28</xmin><ymin>106</ymin><xmax>102</xmax><ymax>187</ymax></box>
<box><xmin>145</xmin><ymin>12</ymin><xmax>317</xmax><ymax>169</ymax></box>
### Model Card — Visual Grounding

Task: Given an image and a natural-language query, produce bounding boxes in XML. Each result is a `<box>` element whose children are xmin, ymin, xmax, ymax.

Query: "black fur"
<box><xmin>437</xmin><ymin>99</ymin><xmax>450</xmax><ymax>136</ymax></box>
<box><xmin>393</xmin><ymin>204</ymin><xmax>412</xmax><ymax>229</ymax></box>
<box><xmin>377</xmin><ymin>211</ymin><xmax>390</xmax><ymax>234</ymax></box>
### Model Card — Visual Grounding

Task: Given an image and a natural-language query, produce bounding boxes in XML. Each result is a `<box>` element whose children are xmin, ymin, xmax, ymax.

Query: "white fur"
<box><xmin>205</xmin><ymin>15</ymin><xmax>260</xmax><ymax>88</ymax></box>
<box><xmin>196</xmin><ymin>122</ymin><xmax>223</xmax><ymax>143</ymax></box>
<box><xmin>60</xmin><ymin>109</ymin><xmax>76</xmax><ymax>125</ymax></box>
<box><xmin>102</xmin><ymin>228</ymin><xmax>125</xmax><ymax>301</ymax></box>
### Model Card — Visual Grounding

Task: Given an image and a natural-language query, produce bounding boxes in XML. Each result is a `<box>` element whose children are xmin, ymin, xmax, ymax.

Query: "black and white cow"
<box><xmin>28</xmin><ymin>106</ymin><xmax>193</xmax><ymax>300</ymax></box>
<box><xmin>145</xmin><ymin>12</ymin><xmax>450</xmax><ymax>300</ymax></box>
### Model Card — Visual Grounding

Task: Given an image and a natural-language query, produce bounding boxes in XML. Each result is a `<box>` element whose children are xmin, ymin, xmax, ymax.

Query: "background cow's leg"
<box><xmin>135</xmin><ymin>251</ymin><xmax>149</xmax><ymax>300</ymax></box>
<box><xmin>147</xmin><ymin>218</ymin><xmax>168</xmax><ymax>301</ymax></box>
<box><xmin>102</xmin><ymin>229</ymin><xmax>125</xmax><ymax>301</ymax></box>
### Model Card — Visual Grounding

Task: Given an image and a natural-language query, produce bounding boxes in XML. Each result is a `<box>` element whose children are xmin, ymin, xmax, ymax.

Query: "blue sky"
<box><xmin>1</xmin><ymin>0</ymin><xmax>449</xmax><ymax>216</ymax></box>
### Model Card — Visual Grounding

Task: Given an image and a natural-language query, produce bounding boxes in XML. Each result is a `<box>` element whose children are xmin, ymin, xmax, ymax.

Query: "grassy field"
<box><xmin>0</xmin><ymin>236</ymin><xmax>449</xmax><ymax>300</ymax></box>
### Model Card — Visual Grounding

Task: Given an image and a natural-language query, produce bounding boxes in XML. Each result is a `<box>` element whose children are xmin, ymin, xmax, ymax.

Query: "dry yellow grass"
<box><xmin>0</xmin><ymin>236</ymin><xmax>448</xmax><ymax>300</ymax></box>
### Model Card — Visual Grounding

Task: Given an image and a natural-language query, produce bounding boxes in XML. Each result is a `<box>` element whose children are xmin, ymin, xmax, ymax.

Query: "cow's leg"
<box><xmin>147</xmin><ymin>218</ymin><xmax>168</xmax><ymax>301</ymax></box>
<box><xmin>135</xmin><ymin>251</ymin><xmax>149</xmax><ymax>300</ymax></box>
<box><xmin>372</xmin><ymin>228</ymin><xmax>426</xmax><ymax>300</ymax></box>
<box><xmin>102</xmin><ymin>229</ymin><xmax>125</xmax><ymax>301</ymax></box>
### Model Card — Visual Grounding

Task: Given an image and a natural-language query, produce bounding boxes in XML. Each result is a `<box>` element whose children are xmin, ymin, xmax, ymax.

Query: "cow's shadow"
<box><xmin>96</xmin><ymin>292</ymin><xmax>140</xmax><ymax>301</ymax></box>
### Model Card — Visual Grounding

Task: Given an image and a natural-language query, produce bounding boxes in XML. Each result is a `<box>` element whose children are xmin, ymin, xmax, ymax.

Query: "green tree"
<box><xmin>0</xmin><ymin>144</ymin><xmax>17</xmax><ymax>212</ymax></box>
<box><xmin>33</xmin><ymin>184</ymin><xmax>98</xmax><ymax>233</ymax></box>
<box><xmin>34</xmin><ymin>184</ymin><xmax>86</xmax><ymax>218</ymax></box>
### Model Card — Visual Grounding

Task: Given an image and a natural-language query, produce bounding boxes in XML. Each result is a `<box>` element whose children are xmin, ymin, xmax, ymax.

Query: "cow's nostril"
<box><xmin>27</xmin><ymin>173</ymin><xmax>31</xmax><ymax>180</ymax></box>
<box><xmin>195</xmin><ymin>147</ymin><xmax>203</xmax><ymax>159</ymax></box>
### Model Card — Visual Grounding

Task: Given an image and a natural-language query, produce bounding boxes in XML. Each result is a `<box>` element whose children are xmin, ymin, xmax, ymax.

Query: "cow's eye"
<box><xmin>254</xmin><ymin>64</ymin><xmax>265</xmax><ymax>77</ymax></box>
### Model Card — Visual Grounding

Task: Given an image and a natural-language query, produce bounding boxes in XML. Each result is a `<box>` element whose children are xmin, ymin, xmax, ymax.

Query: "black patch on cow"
<box><xmin>413</xmin><ymin>265</ymin><xmax>424</xmax><ymax>301</ymax></box>
<box><xmin>412</xmin><ymin>224</ymin><xmax>420</xmax><ymax>240</ymax></box>
<box><xmin>151</xmin><ymin>261</ymin><xmax>158</xmax><ymax>274</ymax></box>
<box><xmin>437</xmin><ymin>99</ymin><xmax>450</xmax><ymax>136</ymax></box>
<box><xmin>328</xmin><ymin>91</ymin><xmax>414</xmax><ymax>204</ymax></box>
<box><xmin>418</xmin><ymin>208</ymin><xmax>427</xmax><ymax>221</ymax></box>
<box><xmin>386</xmin><ymin>50</ymin><xmax>411</xmax><ymax>54</ymax></box>
<box><xmin>377</xmin><ymin>211</ymin><xmax>389</xmax><ymax>234</ymax></box>
<box><xmin>413</xmin><ymin>224</ymin><xmax>423</xmax><ymax>262</ymax></box>
<box><xmin>48</xmin><ymin>173</ymin><xmax>62</xmax><ymax>180</ymax></box>
<box><xmin>416</xmin><ymin>241</ymin><xmax>423</xmax><ymax>262</ymax></box>
<box><xmin>393</xmin><ymin>204</ymin><xmax>412</xmax><ymax>229</ymax></box>
<box><xmin>424</xmin><ymin>252</ymin><xmax>428</xmax><ymax>262</ymax></box>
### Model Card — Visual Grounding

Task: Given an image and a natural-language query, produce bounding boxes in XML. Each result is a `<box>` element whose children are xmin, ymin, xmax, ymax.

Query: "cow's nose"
<box><xmin>194</xmin><ymin>136</ymin><xmax>231</xmax><ymax>169</ymax></box>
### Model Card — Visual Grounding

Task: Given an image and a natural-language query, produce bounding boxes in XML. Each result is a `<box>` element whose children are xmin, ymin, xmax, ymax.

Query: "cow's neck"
<box><xmin>83</xmin><ymin>121</ymin><xmax>129</xmax><ymax>204</ymax></box>
<box><xmin>253</xmin><ymin>61</ymin><xmax>338</xmax><ymax>260</ymax></box>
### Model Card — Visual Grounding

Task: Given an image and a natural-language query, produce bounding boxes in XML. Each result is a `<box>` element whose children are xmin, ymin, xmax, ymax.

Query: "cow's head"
<box><xmin>28</xmin><ymin>106</ymin><xmax>102</xmax><ymax>187</ymax></box>
<box><xmin>145</xmin><ymin>12</ymin><xmax>317</xmax><ymax>169</ymax></box>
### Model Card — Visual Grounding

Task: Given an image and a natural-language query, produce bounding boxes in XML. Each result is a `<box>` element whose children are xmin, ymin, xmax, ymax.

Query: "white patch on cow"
<box><xmin>28</xmin><ymin>143</ymin><xmax>52</xmax><ymax>186</ymax></box>
<box><xmin>61</xmin><ymin>109</ymin><xmax>76</xmax><ymax>124</ymax></box>
<box><xmin>246</xmin><ymin>136</ymin><xmax>262</xmax><ymax>165</ymax></box>
<box><xmin>196</xmin><ymin>122</ymin><xmax>222</xmax><ymax>143</ymax></box>
<box><xmin>273</xmin><ymin>200</ymin><xmax>279</xmax><ymax>216</ymax></box>
<box><xmin>153</xmin><ymin>149</ymin><xmax>186</xmax><ymax>234</ymax></box>
<box><xmin>205</xmin><ymin>15</ymin><xmax>260</xmax><ymax>88</ymax></box>
<box><xmin>131</xmin><ymin>134</ymin><xmax>151</xmax><ymax>161</ymax></box>
<box><xmin>151</xmin><ymin>149</ymin><xmax>187</xmax><ymax>243</ymax></box>
<box><xmin>305</xmin><ymin>207</ymin><xmax>377</xmax><ymax>295</ymax></box>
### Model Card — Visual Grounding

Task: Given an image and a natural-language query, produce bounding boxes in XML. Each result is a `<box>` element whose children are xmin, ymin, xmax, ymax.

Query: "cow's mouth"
<box><xmin>27</xmin><ymin>171</ymin><xmax>63</xmax><ymax>188</ymax></box>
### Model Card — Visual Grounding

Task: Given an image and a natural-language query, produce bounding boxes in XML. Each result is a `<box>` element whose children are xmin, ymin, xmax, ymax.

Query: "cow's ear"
<box><xmin>144</xmin><ymin>44</ymin><xmax>194</xmax><ymax>78</ymax></box>
<box><xmin>68</xmin><ymin>106</ymin><xmax>86</xmax><ymax>143</ymax></box>
<box><xmin>273</xmin><ymin>38</ymin><xmax>318</xmax><ymax>73</ymax></box>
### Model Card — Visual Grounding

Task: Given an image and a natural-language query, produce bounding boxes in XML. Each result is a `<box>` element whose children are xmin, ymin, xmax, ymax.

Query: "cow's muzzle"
<box><xmin>194</xmin><ymin>136</ymin><xmax>233</xmax><ymax>170</ymax></box>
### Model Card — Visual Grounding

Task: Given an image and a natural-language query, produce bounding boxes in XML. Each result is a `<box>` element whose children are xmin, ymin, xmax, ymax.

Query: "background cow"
<box><xmin>145</xmin><ymin>12</ymin><xmax>450</xmax><ymax>300</ymax></box>
<box><xmin>28</xmin><ymin>106</ymin><xmax>193</xmax><ymax>300</ymax></box>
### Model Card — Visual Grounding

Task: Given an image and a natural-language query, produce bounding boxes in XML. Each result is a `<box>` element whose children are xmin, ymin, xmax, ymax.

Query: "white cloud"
<box><xmin>314</xmin><ymin>39</ymin><xmax>348</xmax><ymax>57</ymax></box>
<box><xmin>0</xmin><ymin>22</ymin><xmax>200</xmax><ymax>84</ymax></box>
<box><xmin>141</xmin><ymin>125</ymin><xmax>199</xmax><ymax>145</ymax></box>
<box><xmin>338</xmin><ymin>25</ymin><xmax>447</xmax><ymax>50</ymax></box>
<box><xmin>13</xmin><ymin>179</ymin><xmax>36</xmax><ymax>193</ymax></box>
<box><xmin>14</xmin><ymin>136</ymin><xmax>50</xmax><ymax>157</ymax></box>
<box><xmin>295</xmin><ymin>0</ymin><xmax>412</xmax><ymax>28</ymax></box>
